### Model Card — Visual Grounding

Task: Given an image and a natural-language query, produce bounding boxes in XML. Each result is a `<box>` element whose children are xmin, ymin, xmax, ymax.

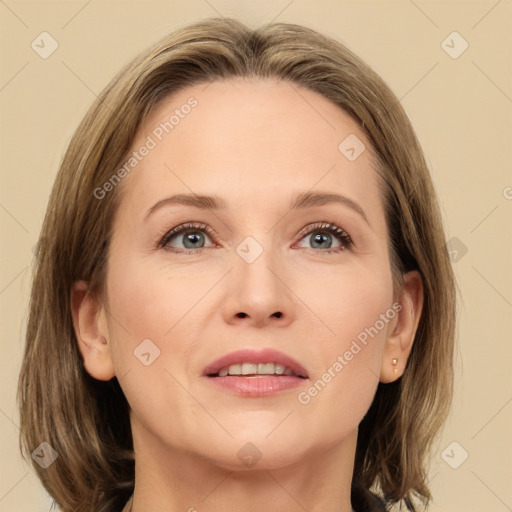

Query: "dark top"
<box><xmin>352</xmin><ymin>484</ymin><xmax>388</xmax><ymax>512</ymax></box>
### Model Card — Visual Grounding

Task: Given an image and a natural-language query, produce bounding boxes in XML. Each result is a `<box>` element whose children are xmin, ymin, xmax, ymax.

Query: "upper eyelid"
<box><xmin>158</xmin><ymin>222</ymin><xmax>215</xmax><ymax>246</ymax></box>
<box><xmin>297</xmin><ymin>222</ymin><xmax>350</xmax><ymax>237</ymax></box>
<box><xmin>160</xmin><ymin>221</ymin><xmax>353</xmax><ymax>248</ymax></box>
<box><xmin>297</xmin><ymin>222</ymin><xmax>353</xmax><ymax>249</ymax></box>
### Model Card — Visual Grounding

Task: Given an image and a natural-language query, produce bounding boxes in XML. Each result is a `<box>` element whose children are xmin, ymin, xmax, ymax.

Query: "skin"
<box><xmin>71</xmin><ymin>78</ymin><xmax>423</xmax><ymax>512</ymax></box>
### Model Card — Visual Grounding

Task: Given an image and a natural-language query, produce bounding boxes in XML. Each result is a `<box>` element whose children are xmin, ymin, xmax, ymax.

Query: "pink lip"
<box><xmin>202</xmin><ymin>348</ymin><xmax>309</xmax><ymax>379</ymax></box>
<box><xmin>207</xmin><ymin>375</ymin><xmax>305</xmax><ymax>397</ymax></box>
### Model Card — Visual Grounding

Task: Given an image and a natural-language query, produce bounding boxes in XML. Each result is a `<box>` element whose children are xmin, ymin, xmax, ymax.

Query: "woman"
<box><xmin>18</xmin><ymin>17</ymin><xmax>456</xmax><ymax>512</ymax></box>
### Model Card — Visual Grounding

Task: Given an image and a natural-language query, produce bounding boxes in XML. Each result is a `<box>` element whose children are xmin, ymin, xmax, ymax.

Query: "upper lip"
<box><xmin>203</xmin><ymin>348</ymin><xmax>309</xmax><ymax>378</ymax></box>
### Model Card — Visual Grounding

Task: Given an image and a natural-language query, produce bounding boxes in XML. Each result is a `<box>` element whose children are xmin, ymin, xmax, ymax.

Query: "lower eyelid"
<box><xmin>160</xmin><ymin>222</ymin><xmax>353</xmax><ymax>252</ymax></box>
<box><xmin>298</xmin><ymin>225</ymin><xmax>353</xmax><ymax>248</ymax></box>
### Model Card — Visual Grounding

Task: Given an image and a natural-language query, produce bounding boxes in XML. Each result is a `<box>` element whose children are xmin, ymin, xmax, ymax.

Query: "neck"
<box><xmin>128</xmin><ymin>421</ymin><xmax>357</xmax><ymax>512</ymax></box>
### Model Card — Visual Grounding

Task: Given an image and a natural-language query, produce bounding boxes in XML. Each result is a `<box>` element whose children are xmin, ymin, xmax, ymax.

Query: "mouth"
<box><xmin>208</xmin><ymin>362</ymin><xmax>307</xmax><ymax>378</ymax></box>
<box><xmin>203</xmin><ymin>348</ymin><xmax>309</xmax><ymax>378</ymax></box>
<box><xmin>202</xmin><ymin>348</ymin><xmax>309</xmax><ymax>397</ymax></box>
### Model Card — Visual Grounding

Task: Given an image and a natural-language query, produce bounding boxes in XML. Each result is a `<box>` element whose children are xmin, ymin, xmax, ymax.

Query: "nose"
<box><xmin>221</xmin><ymin>242</ymin><xmax>295</xmax><ymax>328</ymax></box>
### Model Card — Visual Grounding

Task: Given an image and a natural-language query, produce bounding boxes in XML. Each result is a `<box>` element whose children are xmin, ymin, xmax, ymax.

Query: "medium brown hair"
<box><xmin>18</xmin><ymin>17</ymin><xmax>456</xmax><ymax>512</ymax></box>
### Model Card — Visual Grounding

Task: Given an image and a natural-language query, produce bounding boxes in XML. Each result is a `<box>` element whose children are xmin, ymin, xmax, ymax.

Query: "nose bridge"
<box><xmin>234</xmin><ymin>233</ymin><xmax>280</xmax><ymax>299</ymax></box>
<box><xmin>222</xmin><ymin>232</ymin><xmax>294</xmax><ymax>326</ymax></box>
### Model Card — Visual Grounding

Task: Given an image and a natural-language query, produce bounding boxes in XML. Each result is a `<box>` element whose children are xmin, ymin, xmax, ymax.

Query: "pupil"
<box><xmin>184</xmin><ymin>232</ymin><xmax>203</xmax><ymax>249</ymax></box>
<box><xmin>312</xmin><ymin>232</ymin><xmax>331</xmax><ymax>248</ymax></box>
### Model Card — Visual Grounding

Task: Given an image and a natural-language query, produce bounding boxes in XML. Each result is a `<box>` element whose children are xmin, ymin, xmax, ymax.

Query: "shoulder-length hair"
<box><xmin>18</xmin><ymin>17</ymin><xmax>456</xmax><ymax>512</ymax></box>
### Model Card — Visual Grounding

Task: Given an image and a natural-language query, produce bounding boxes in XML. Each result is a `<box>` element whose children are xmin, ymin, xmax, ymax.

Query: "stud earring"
<box><xmin>392</xmin><ymin>358</ymin><xmax>398</xmax><ymax>373</ymax></box>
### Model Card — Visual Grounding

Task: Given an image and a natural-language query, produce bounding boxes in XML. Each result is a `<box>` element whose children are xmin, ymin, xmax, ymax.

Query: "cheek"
<box><xmin>103</xmin><ymin>258</ymin><xmax>204</xmax><ymax>440</ymax></box>
<box><xmin>296</xmin><ymin>262</ymin><xmax>393</xmax><ymax>413</ymax></box>
<box><xmin>101</xmin><ymin>255</ymin><xmax>183</xmax><ymax>380</ymax></box>
<box><xmin>103</xmin><ymin>253</ymin><xmax>221</xmax><ymax>392</ymax></box>
<box><xmin>106</xmin><ymin>255</ymin><xmax>201</xmax><ymax>341</ymax></box>
<box><xmin>299</xmin><ymin>256</ymin><xmax>394</xmax><ymax>346</ymax></box>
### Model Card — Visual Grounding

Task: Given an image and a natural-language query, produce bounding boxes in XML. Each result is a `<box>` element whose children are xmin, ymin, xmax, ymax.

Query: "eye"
<box><xmin>295</xmin><ymin>222</ymin><xmax>353</xmax><ymax>254</ymax></box>
<box><xmin>159</xmin><ymin>222</ymin><xmax>217</xmax><ymax>253</ymax></box>
<box><xmin>159</xmin><ymin>221</ymin><xmax>353</xmax><ymax>255</ymax></box>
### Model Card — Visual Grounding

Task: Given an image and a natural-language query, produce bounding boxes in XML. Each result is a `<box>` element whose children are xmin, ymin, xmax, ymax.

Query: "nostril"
<box><xmin>235</xmin><ymin>311</ymin><xmax>282</xmax><ymax>319</ymax></box>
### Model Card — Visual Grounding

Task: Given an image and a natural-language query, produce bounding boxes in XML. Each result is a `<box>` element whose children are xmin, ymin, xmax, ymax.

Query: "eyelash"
<box><xmin>158</xmin><ymin>221</ymin><xmax>354</xmax><ymax>255</ymax></box>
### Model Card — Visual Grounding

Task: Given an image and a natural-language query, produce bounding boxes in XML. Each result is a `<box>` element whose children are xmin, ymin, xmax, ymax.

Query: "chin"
<box><xmin>195</xmin><ymin>435</ymin><xmax>308</xmax><ymax>472</ymax></box>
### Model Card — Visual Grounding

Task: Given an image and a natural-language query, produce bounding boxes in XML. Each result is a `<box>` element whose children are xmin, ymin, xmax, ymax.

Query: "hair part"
<box><xmin>19</xmin><ymin>17</ymin><xmax>456</xmax><ymax>512</ymax></box>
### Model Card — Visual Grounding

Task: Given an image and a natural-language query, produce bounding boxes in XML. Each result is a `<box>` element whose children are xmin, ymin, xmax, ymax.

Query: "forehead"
<box><xmin>114</xmin><ymin>77</ymin><xmax>385</xmax><ymax>225</ymax></box>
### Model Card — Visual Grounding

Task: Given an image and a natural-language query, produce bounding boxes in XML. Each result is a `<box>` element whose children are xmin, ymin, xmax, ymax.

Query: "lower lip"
<box><xmin>206</xmin><ymin>375</ymin><xmax>307</xmax><ymax>397</ymax></box>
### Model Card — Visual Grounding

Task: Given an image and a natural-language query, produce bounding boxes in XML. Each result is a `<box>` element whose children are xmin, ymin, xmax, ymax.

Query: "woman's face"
<box><xmin>100</xmin><ymin>78</ymin><xmax>398</xmax><ymax>470</ymax></box>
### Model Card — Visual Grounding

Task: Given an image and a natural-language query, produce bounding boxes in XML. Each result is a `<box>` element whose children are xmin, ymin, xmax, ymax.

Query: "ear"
<box><xmin>70</xmin><ymin>280</ymin><xmax>115</xmax><ymax>381</ymax></box>
<box><xmin>380</xmin><ymin>270</ymin><xmax>424</xmax><ymax>383</ymax></box>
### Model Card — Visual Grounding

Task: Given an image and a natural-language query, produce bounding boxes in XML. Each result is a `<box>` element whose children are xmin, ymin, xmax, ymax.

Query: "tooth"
<box><xmin>274</xmin><ymin>364</ymin><xmax>285</xmax><ymax>375</ymax></box>
<box><xmin>242</xmin><ymin>363</ymin><xmax>258</xmax><ymax>375</ymax></box>
<box><xmin>258</xmin><ymin>363</ymin><xmax>275</xmax><ymax>375</ymax></box>
<box><xmin>228</xmin><ymin>364</ymin><xmax>242</xmax><ymax>375</ymax></box>
<box><xmin>219</xmin><ymin>362</ymin><xmax>296</xmax><ymax>376</ymax></box>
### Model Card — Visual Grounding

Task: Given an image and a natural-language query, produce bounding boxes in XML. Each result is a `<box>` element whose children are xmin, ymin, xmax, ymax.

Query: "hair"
<box><xmin>18</xmin><ymin>17</ymin><xmax>456</xmax><ymax>512</ymax></box>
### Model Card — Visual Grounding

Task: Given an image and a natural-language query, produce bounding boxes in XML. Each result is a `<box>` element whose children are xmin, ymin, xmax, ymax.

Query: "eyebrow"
<box><xmin>145</xmin><ymin>191</ymin><xmax>369</xmax><ymax>225</ymax></box>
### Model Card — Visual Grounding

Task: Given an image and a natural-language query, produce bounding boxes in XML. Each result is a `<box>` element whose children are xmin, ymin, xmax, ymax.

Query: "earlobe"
<box><xmin>380</xmin><ymin>270</ymin><xmax>424</xmax><ymax>383</ymax></box>
<box><xmin>70</xmin><ymin>280</ymin><xmax>115</xmax><ymax>381</ymax></box>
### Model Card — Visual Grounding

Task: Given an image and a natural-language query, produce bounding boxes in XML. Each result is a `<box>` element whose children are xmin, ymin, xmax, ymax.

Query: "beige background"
<box><xmin>1</xmin><ymin>1</ymin><xmax>511</xmax><ymax>511</ymax></box>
